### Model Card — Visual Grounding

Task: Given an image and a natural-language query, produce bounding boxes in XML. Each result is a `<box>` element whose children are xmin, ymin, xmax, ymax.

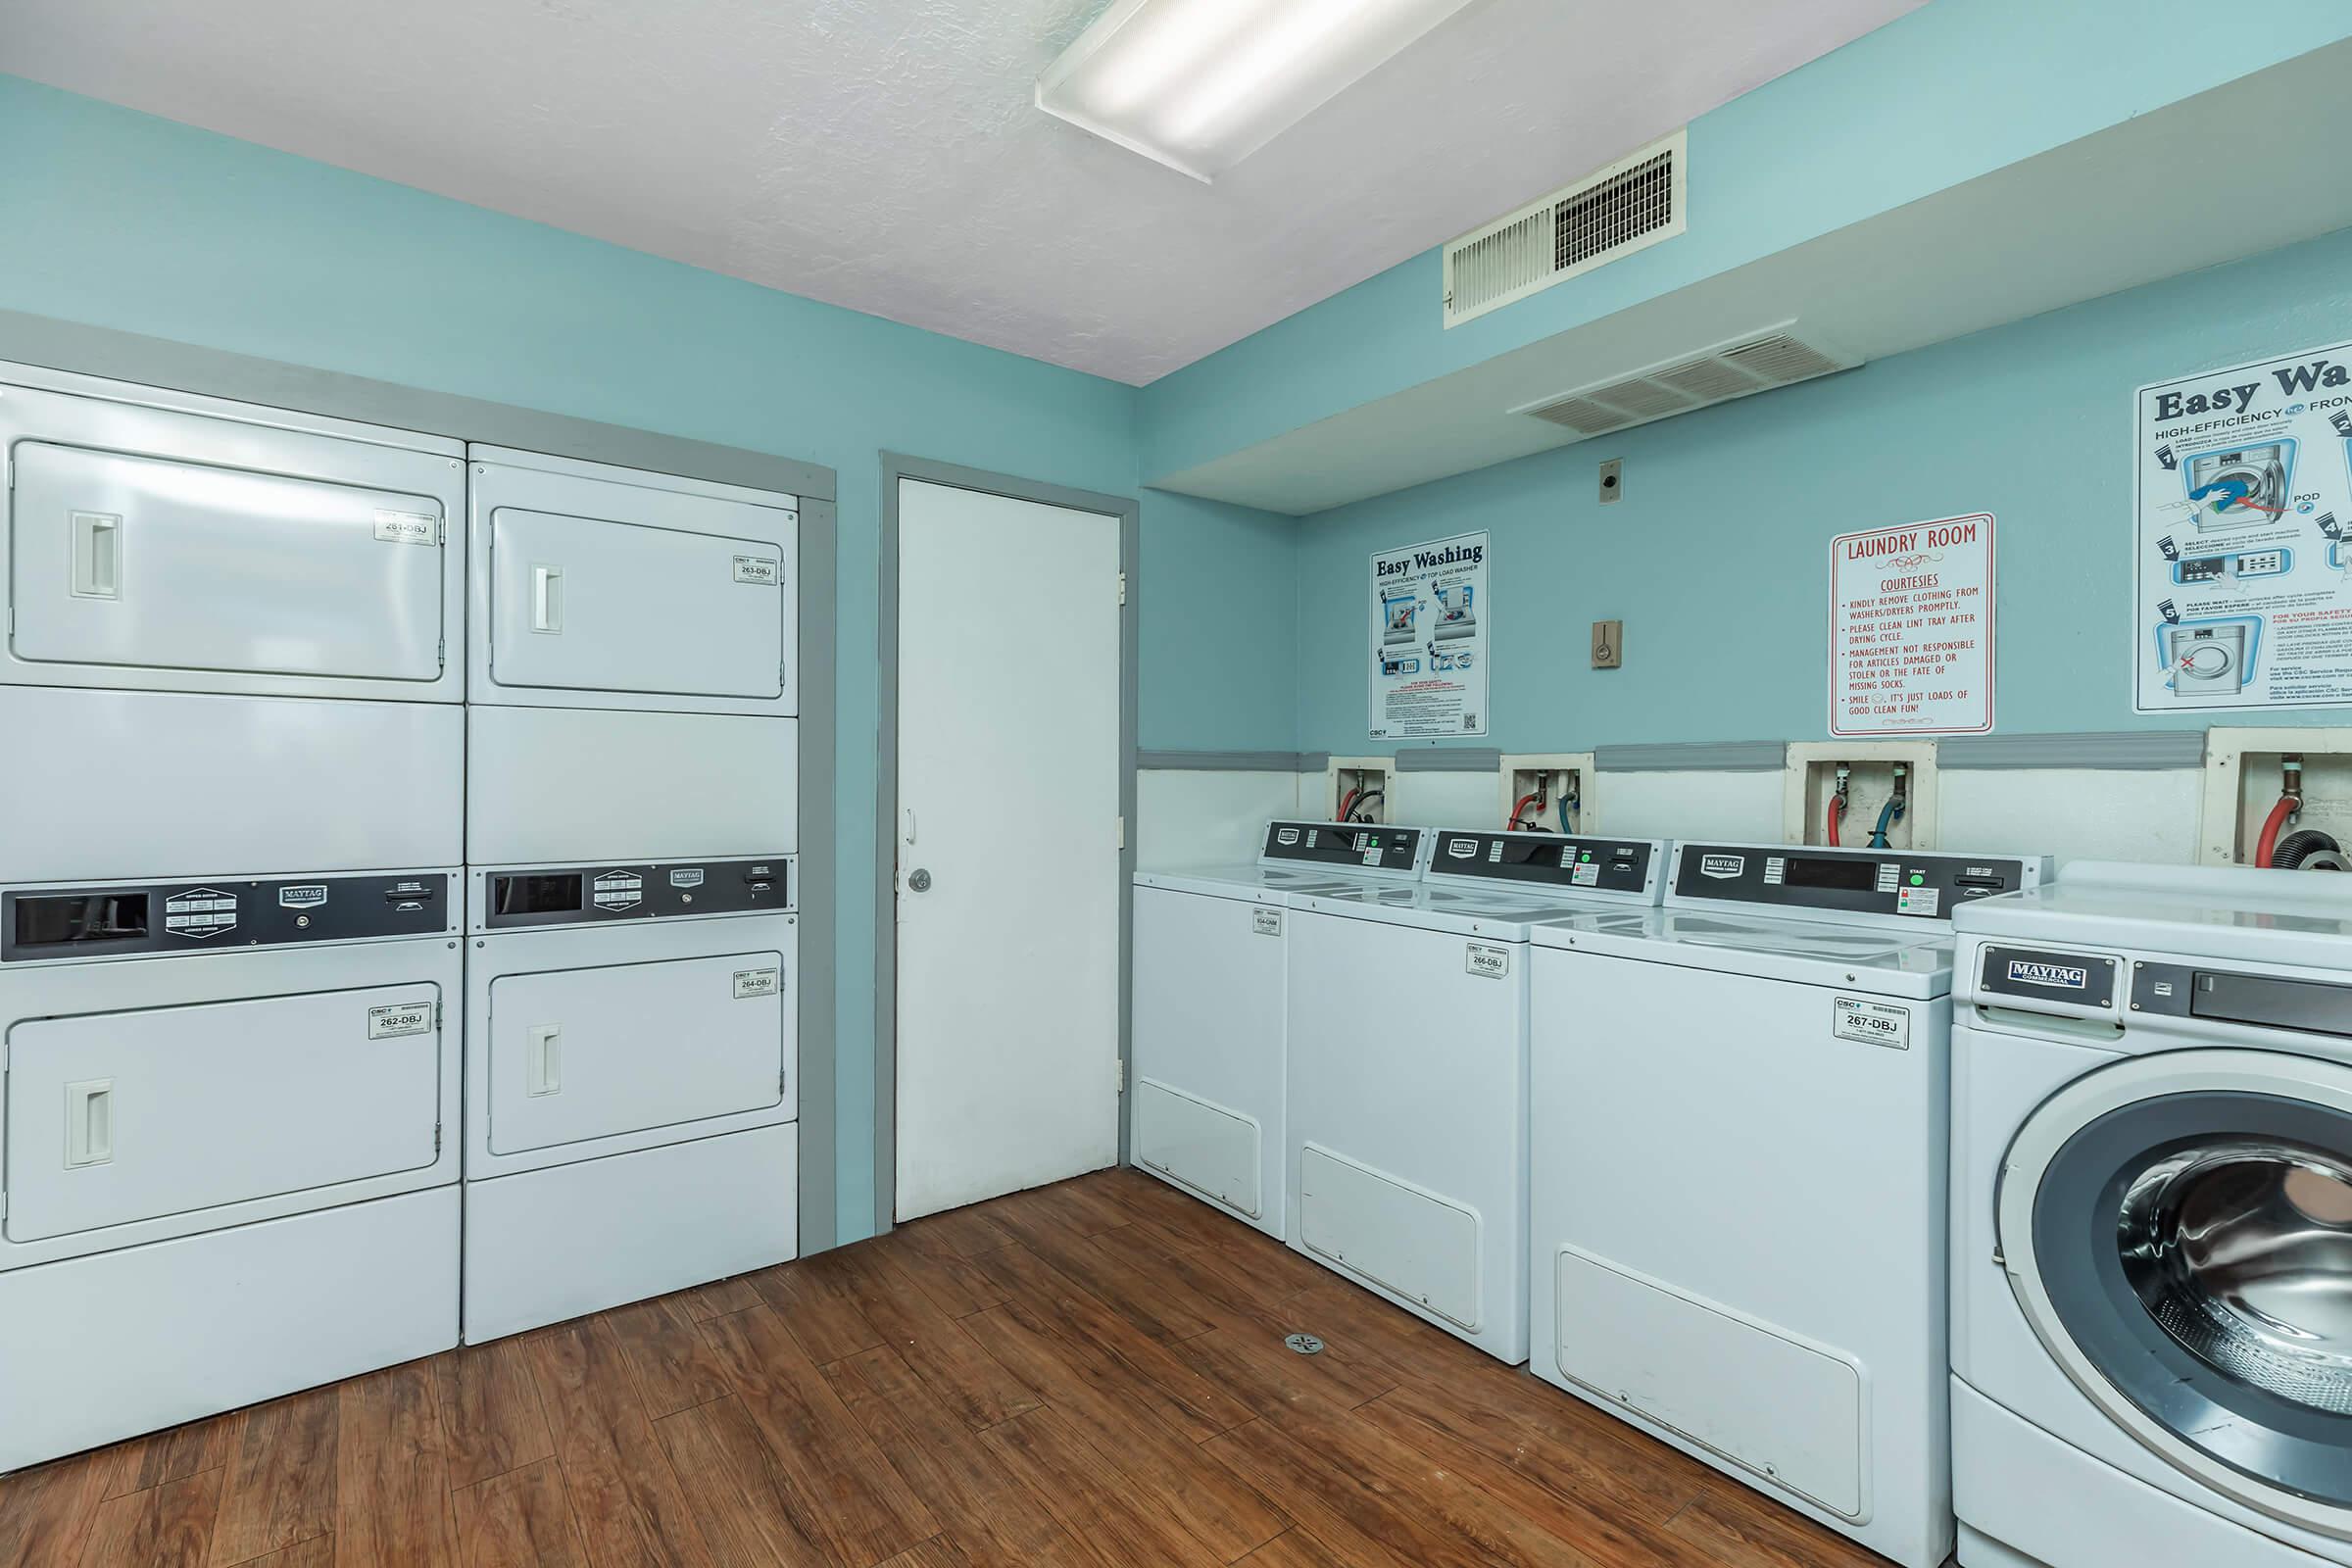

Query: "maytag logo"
<box><xmin>1699</xmin><ymin>855</ymin><xmax>1744</xmax><ymax>880</ymax></box>
<box><xmin>1277</xmin><ymin>828</ymin><xmax>1301</xmax><ymax>847</ymax></box>
<box><xmin>1448</xmin><ymin>839</ymin><xmax>1478</xmax><ymax>859</ymax></box>
<box><xmin>2008</xmin><ymin>960</ymin><xmax>2088</xmax><ymax>990</ymax></box>
<box><xmin>277</xmin><ymin>884</ymin><xmax>328</xmax><ymax>909</ymax></box>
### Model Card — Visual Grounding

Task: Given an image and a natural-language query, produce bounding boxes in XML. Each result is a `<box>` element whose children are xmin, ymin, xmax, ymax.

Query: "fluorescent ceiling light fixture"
<box><xmin>1037</xmin><ymin>0</ymin><xmax>1480</xmax><ymax>182</ymax></box>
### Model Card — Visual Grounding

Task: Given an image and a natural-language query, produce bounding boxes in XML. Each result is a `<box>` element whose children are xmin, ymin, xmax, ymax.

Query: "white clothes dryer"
<box><xmin>1285</xmin><ymin>829</ymin><xmax>1668</xmax><ymax>1364</ymax></box>
<box><xmin>1529</xmin><ymin>841</ymin><xmax>2049</xmax><ymax>1568</ymax></box>
<box><xmin>1131</xmin><ymin>820</ymin><xmax>1431</xmax><ymax>1238</ymax></box>
<box><xmin>1951</xmin><ymin>863</ymin><xmax>2352</xmax><ymax>1568</ymax></box>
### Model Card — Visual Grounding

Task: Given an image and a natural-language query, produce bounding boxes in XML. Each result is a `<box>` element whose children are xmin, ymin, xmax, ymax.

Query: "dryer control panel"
<box><xmin>1426</xmin><ymin>831</ymin><xmax>1662</xmax><ymax>900</ymax></box>
<box><xmin>2</xmin><ymin>870</ymin><xmax>456</xmax><ymax>962</ymax></box>
<box><xmin>1258</xmin><ymin>821</ymin><xmax>1426</xmax><ymax>876</ymax></box>
<box><xmin>478</xmin><ymin>855</ymin><xmax>795</xmax><ymax>930</ymax></box>
<box><xmin>1669</xmin><ymin>843</ymin><xmax>2049</xmax><ymax>922</ymax></box>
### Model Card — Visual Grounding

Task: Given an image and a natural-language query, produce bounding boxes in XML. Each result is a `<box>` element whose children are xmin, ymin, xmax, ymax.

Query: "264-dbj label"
<box><xmin>1833</xmin><ymin>998</ymin><xmax>1910</xmax><ymax>1050</ymax></box>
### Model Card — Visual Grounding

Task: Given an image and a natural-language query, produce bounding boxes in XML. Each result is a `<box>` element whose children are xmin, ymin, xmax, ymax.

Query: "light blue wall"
<box><xmin>1139</xmin><ymin>491</ymin><xmax>1299</xmax><ymax>751</ymax></box>
<box><xmin>1141</xmin><ymin>0</ymin><xmax>2352</xmax><ymax>485</ymax></box>
<box><xmin>0</xmin><ymin>74</ymin><xmax>1177</xmax><ymax>1244</ymax></box>
<box><xmin>1294</xmin><ymin>223</ymin><xmax>2352</xmax><ymax>749</ymax></box>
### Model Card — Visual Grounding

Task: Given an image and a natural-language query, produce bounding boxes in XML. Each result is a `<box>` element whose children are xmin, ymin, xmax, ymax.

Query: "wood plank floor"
<box><xmin>0</xmin><ymin>1168</ymin><xmax>1890</xmax><ymax>1568</ymax></box>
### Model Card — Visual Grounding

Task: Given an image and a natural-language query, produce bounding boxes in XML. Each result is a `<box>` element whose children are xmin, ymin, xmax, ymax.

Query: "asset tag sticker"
<box><xmin>1465</xmin><ymin>943</ymin><xmax>1510</xmax><ymax>979</ymax></box>
<box><xmin>1252</xmin><ymin>909</ymin><xmax>1282</xmax><ymax>936</ymax></box>
<box><xmin>373</xmin><ymin>509</ymin><xmax>438</xmax><ymax>545</ymax></box>
<box><xmin>733</xmin><ymin>966</ymin><xmax>781</xmax><ymax>999</ymax></box>
<box><xmin>368</xmin><ymin>1002</ymin><xmax>434</xmax><ymax>1040</ymax></box>
<box><xmin>1833</xmin><ymin>998</ymin><xmax>1911</xmax><ymax>1050</ymax></box>
<box><xmin>732</xmin><ymin>555</ymin><xmax>780</xmax><ymax>585</ymax></box>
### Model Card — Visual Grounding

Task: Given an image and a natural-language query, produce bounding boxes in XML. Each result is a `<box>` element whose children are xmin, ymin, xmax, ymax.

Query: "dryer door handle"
<box><xmin>526</xmin><ymin>1025</ymin><xmax>562</xmax><ymax>1097</ymax></box>
<box><xmin>65</xmin><ymin>1078</ymin><xmax>114</xmax><ymax>1167</ymax></box>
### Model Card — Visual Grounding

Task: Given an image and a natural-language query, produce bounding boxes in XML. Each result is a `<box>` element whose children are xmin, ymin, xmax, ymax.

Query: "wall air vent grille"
<box><xmin>1514</xmin><ymin>327</ymin><xmax>1859</xmax><ymax>442</ymax></box>
<box><xmin>1445</xmin><ymin>130</ymin><xmax>1687</xmax><ymax>328</ymax></box>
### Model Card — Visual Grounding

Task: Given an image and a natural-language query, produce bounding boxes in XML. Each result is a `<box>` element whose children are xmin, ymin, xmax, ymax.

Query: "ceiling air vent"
<box><xmin>1444</xmin><ymin>129</ymin><xmax>1686</xmax><ymax>329</ymax></box>
<box><xmin>1513</xmin><ymin>325</ymin><xmax>1859</xmax><ymax>441</ymax></box>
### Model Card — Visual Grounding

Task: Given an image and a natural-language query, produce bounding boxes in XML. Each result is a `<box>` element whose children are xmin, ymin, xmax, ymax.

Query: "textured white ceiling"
<box><xmin>1</xmin><ymin>0</ymin><xmax>1921</xmax><ymax>384</ymax></box>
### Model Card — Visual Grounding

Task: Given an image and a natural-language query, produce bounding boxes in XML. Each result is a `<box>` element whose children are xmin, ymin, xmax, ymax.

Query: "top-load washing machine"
<box><xmin>1283</xmin><ymin>828</ymin><xmax>1669</xmax><ymax>1364</ymax></box>
<box><xmin>1529</xmin><ymin>841</ymin><xmax>2049</xmax><ymax>1568</ymax></box>
<box><xmin>1950</xmin><ymin>864</ymin><xmax>2352</xmax><ymax>1568</ymax></box>
<box><xmin>461</xmin><ymin>447</ymin><xmax>802</xmax><ymax>1341</ymax></box>
<box><xmin>0</xmin><ymin>361</ymin><xmax>468</xmax><ymax>1468</ymax></box>
<box><xmin>1131</xmin><ymin>819</ymin><xmax>1431</xmax><ymax>1239</ymax></box>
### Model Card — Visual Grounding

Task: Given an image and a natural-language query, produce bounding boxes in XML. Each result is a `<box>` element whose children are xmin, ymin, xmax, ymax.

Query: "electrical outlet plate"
<box><xmin>2198</xmin><ymin>727</ymin><xmax>2352</xmax><ymax>866</ymax></box>
<box><xmin>1499</xmin><ymin>753</ymin><xmax>1596</xmax><ymax>833</ymax></box>
<box><xmin>1597</xmin><ymin>459</ymin><xmax>1623</xmax><ymax>504</ymax></box>
<box><xmin>1325</xmin><ymin>756</ymin><xmax>1395</xmax><ymax>824</ymax></box>
<box><xmin>1783</xmin><ymin>740</ymin><xmax>1938</xmax><ymax>850</ymax></box>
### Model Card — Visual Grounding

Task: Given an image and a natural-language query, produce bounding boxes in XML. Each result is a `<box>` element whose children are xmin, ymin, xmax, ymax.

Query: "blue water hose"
<box><xmin>1867</xmin><ymin>796</ymin><xmax>1906</xmax><ymax>849</ymax></box>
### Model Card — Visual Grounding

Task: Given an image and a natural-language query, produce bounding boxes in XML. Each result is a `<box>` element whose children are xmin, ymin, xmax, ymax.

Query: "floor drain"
<box><xmin>1285</xmin><ymin>1334</ymin><xmax>1325</xmax><ymax>1356</ymax></box>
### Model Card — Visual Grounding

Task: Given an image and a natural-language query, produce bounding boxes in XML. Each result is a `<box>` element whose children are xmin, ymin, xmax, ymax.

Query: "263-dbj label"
<box><xmin>1833</xmin><ymin>998</ymin><xmax>1910</xmax><ymax>1050</ymax></box>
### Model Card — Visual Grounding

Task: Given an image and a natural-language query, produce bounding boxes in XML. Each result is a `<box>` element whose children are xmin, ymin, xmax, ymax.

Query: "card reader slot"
<box><xmin>2191</xmin><ymin>972</ymin><xmax>2352</xmax><ymax>1040</ymax></box>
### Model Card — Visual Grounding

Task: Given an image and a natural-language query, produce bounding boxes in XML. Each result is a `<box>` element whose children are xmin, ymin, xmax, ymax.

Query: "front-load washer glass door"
<box><xmin>1997</xmin><ymin>1048</ymin><xmax>2352</xmax><ymax>1540</ymax></box>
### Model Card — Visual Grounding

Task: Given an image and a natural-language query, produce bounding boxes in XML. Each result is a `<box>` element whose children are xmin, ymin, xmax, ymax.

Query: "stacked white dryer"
<box><xmin>459</xmin><ymin>448</ymin><xmax>802</xmax><ymax>1342</ymax></box>
<box><xmin>0</xmin><ymin>364</ymin><xmax>467</xmax><ymax>1469</ymax></box>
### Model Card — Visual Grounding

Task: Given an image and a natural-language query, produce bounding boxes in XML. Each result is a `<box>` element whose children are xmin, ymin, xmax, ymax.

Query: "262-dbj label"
<box><xmin>1833</xmin><ymin>998</ymin><xmax>1910</xmax><ymax>1050</ymax></box>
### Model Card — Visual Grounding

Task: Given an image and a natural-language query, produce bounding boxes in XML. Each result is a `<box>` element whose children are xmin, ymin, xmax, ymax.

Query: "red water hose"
<box><xmin>1509</xmin><ymin>792</ymin><xmax>1544</xmax><ymax>830</ymax></box>
<box><xmin>1826</xmin><ymin>793</ymin><xmax>1845</xmax><ymax>848</ymax></box>
<box><xmin>1338</xmin><ymin>787</ymin><xmax>1360</xmax><ymax>823</ymax></box>
<box><xmin>2256</xmin><ymin>794</ymin><xmax>2298</xmax><ymax>867</ymax></box>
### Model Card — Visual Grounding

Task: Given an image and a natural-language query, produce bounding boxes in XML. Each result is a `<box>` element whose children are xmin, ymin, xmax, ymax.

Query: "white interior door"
<box><xmin>895</xmin><ymin>476</ymin><xmax>1122</xmax><ymax>1221</ymax></box>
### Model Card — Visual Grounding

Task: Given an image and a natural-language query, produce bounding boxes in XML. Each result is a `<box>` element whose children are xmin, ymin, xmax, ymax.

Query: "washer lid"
<box><xmin>1533</xmin><ymin>906</ymin><xmax>1953</xmax><ymax>997</ymax></box>
<box><xmin>1131</xmin><ymin>864</ymin><xmax>1367</xmax><ymax>906</ymax></box>
<box><xmin>1286</xmin><ymin>882</ymin><xmax>1496</xmax><ymax>935</ymax></box>
<box><xmin>1954</xmin><ymin>862</ymin><xmax>2352</xmax><ymax>971</ymax></box>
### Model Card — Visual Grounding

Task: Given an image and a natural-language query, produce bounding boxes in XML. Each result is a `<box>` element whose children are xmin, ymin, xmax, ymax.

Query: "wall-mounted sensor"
<box><xmin>1597</xmin><ymin>459</ymin><xmax>1622</xmax><ymax>505</ymax></box>
<box><xmin>1592</xmin><ymin>619</ymin><xmax>1623</xmax><ymax>668</ymax></box>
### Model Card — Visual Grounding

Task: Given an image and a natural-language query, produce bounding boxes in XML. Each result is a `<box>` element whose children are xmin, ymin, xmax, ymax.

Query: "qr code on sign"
<box><xmin>1463</xmin><ymin>714</ymin><xmax>1478</xmax><ymax>730</ymax></box>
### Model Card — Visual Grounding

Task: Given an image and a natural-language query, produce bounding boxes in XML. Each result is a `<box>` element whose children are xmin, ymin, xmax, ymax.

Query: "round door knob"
<box><xmin>907</xmin><ymin>868</ymin><xmax>933</xmax><ymax>893</ymax></box>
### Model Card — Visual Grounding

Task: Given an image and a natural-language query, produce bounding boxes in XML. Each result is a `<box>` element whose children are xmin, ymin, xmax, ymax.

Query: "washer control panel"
<box><xmin>1670</xmin><ymin>843</ymin><xmax>2048</xmax><ymax>921</ymax></box>
<box><xmin>3</xmin><ymin>871</ymin><xmax>456</xmax><ymax>962</ymax></box>
<box><xmin>1259</xmin><ymin>820</ymin><xmax>1426</xmax><ymax>874</ymax></box>
<box><xmin>1427</xmin><ymin>831</ymin><xmax>1661</xmax><ymax>899</ymax></box>
<box><xmin>480</xmin><ymin>855</ymin><xmax>794</xmax><ymax>930</ymax></box>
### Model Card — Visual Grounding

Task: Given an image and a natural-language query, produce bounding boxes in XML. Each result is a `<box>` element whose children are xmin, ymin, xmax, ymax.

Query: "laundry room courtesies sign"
<box><xmin>1829</xmin><ymin>514</ymin><xmax>1994</xmax><ymax>736</ymax></box>
<box><xmin>1369</xmin><ymin>531</ymin><xmax>1489</xmax><ymax>739</ymax></box>
<box><xmin>2133</xmin><ymin>341</ymin><xmax>2352</xmax><ymax>712</ymax></box>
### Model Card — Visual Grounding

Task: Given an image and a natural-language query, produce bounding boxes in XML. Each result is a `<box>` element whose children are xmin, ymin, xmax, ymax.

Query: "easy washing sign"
<box><xmin>1369</xmin><ymin>531</ymin><xmax>1489</xmax><ymax>740</ymax></box>
<box><xmin>2134</xmin><ymin>340</ymin><xmax>2352</xmax><ymax>712</ymax></box>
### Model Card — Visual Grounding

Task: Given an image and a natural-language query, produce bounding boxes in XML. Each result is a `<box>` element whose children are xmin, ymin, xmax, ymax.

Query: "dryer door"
<box><xmin>3</xmin><ymin>984</ymin><xmax>443</xmax><ymax>1243</ymax></box>
<box><xmin>486</xmin><ymin>951</ymin><xmax>787</xmax><ymax>1155</ymax></box>
<box><xmin>1997</xmin><ymin>1047</ymin><xmax>2352</xmax><ymax>1541</ymax></box>
<box><xmin>486</xmin><ymin>509</ymin><xmax>785</xmax><ymax>701</ymax></box>
<box><xmin>10</xmin><ymin>443</ymin><xmax>447</xmax><ymax>683</ymax></box>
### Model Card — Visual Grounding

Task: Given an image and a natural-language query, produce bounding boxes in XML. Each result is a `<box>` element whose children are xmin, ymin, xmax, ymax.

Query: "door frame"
<box><xmin>875</xmin><ymin>454</ymin><xmax>1139</xmax><ymax>1235</ymax></box>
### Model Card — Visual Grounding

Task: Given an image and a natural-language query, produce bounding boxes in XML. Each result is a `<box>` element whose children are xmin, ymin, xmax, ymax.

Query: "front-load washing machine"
<box><xmin>1950</xmin><ymin>863</ymin><xmax>2352</xmax><ymax>1568</ymax></box>
<box><xmin>0</xmin><ymin>866</ymin><xmax>463</xmax><ymax>1472</ymax></box>
<box><xmin>1529</xmin><ymin>841</ymin><xmax>2050</xmax><ymax>1567</ymax></box>
<box><xmin>1131</xmin><ymin>819</ymin><xmax>1431</xmax><ymax>1239</ymax></box>
<box><xmin>1284</xmin><ymin>828</ymin><xmax>1669</xmax><ymax>1363</ymax></box>
<box><xmin>462</xmin><ymin>855</ymin><xmax>799</xmax><ymax>1342</ymax></box>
